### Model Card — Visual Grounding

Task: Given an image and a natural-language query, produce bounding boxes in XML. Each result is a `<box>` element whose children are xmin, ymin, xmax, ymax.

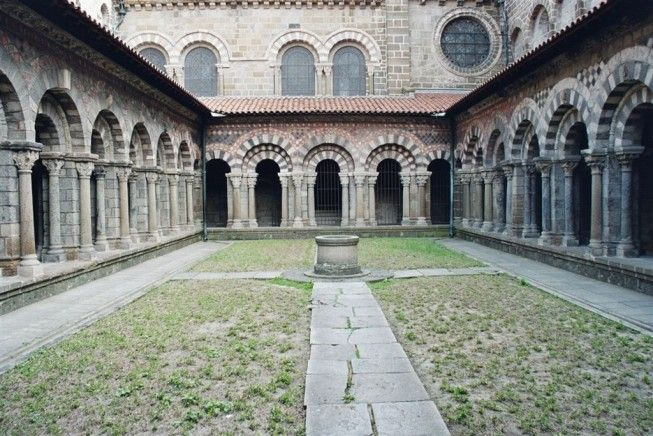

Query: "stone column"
<box><xmin>76</xmin><ymin>161</ymin><xmax>96</xmax><ymax>260</ymax></box>
<box><xmin>415</xmin><ymin>173</ymin><xmax>429</xmax><ymax>226</ymax></box>
<box><xmin>425</xmin><ymin>177</ymin><xmax>432</xmax><ymax>225</ymax></box>
<box><xmin>561</xmin><ymin>159</ymin><xmax>579</xmax><ymax>246</ymax></box>
<box><xmin>340</xmin><ymin>173</ymin><xmax>350</xmax><ymax>226</ymax></box>
<box><xmin>482</xmin><ymin>171</ymin><xmax>494</xmax><ymax>232</ymax></box>
<box><xmin>280</xmin><ymin>173</ymin><xmax>289</xmax><ymax>227</ymax></box>
<box><xmin>178</xmin><ymin>174</ymin><xmax>188</xmax><ymax>228</ymax></box>
<box><xmin>226</xmin><ymin>174</ymin><xmax>233</xmax><ymax>227</ymax></box>
<box><xmin>535</xmin><ymin>161</ymin><xmax>553</xmax><ymax>245</ymax></box>
<box><xmin>521</xmin><ymin>164</ymin><xmax>537</xmax><ymax>238</ymax></box>
<box><xmin>502</xmin><ymin>164</ymin><xmax>514</xmax><ymax>236</ymax></box>
<box><xmin>145</xmin><ymin>172</ymin><xmax>159</xmax><ymax>241</ymax></box>
<box><xmin>307</xmin><ymin>174</ymin><xmax>317</xmax><ymax>226</ymax></box>
<box><xmin>247</xmin><ymin>173</ymin><xmax>258</xmax><ymax>228</ymax></box>
<box><xmin>400</xmin><ymin>174</ymin><xmax>411</xmax><ymax>226</ymax></box>
<box><xmin>367</xmin><ymin>173</ymin><xmax>377</xmax><ymax>226</ymax></box>
<box><xmin>186</xmin><ymin>175</ymin><xmax>194</xmax><ymax>227</ymax></box>
<box><xmin>583</xmin><ymin>152</ymin><xmax>606</xmax><ymax>255</ymax></box>
<box><xmin>492</xmin><ymin>170</ymin><xmax>505</xmax><ymax>233</ymax></box>
<box><xmin>230</xmin><ymin>174</ymin><xmax>243</xmax><ymax>228</ymax></box>
<box><xmin>116</xmin><ymin>167</ymin><xmax>132</xmax><ymax>249</ymax></box>
<box><xmin>13</xmin><ymin>149</ymin><xmax>44</xmax><ymax>277</ymax></box>
<box><xmin>92</xmin><ymin>166</ymin><xmax>108</xmax><ymax>251</ymax></box>
<box><xmin>461</xmin><ymin>174</ymin><xmax>471</xmax><ymax>227</ymax></box>
<box><xmin>473</xmin><ymin>174</ymin><xmax>484</xmax><ymax>228</ymax></box>
<box><xmin>168</xmin><ymin>173</ymin><xmax>180</xmax><ymax>232</ymax></box>
<box><xmin>42</xmin><ymin>158</ymin><xmax>66</xmax><ymax>262</ymax></box>
<box><xmin>292</xmin><ymin>173</ymin><xmax>304</xmax><ymax>227</ymax></box>
<box><xmin>128</xmin><ymin>172</ymin><xmax>139</xmax><ymax>241</ymax></box>
<box><xmin>615</xmin><ymin>148</ymin><xmax>643</xmax><ymax>257</ymax></box>
<box><xmin>354</xmin><ymin>173</ymin><xmax>366</xmax><ymax>226</ymax></box>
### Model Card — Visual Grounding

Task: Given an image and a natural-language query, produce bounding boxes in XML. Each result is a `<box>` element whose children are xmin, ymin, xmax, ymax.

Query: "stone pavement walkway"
<box><xmin>0</xmin><ymin>241</ymin><xmax>227</xmax><ymax>373</ymax></box>
<box><xmin>305</xmin><ymin>281</ymin><xmax>449</xmax><ymax>436</ymax></box>
<box><xmin>440</xmin><ymin>239</ymin><xmax>653</xmax><ymax>335</ymax></box>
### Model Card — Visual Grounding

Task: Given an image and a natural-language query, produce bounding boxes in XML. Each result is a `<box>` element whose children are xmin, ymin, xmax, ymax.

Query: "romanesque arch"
<box><xmin>365</xmin><ymin>144</ymin><xmax>416</xmax><ymax>172</ymax></box>
<box><xmin>267</xmin><ymin>29</ymin><xmax>326</xmax><ymax>63</ymax></box>
<box><xmin>303</xmin><ymin>144</ymin><xmax>355</xmax><ymax>174</ymax></box>
<box><xmin>157</xmin><ymin>132</ymin><xmax>176</xmax><ymax>170</ymax></box>
<box><xmin>91</xmin><ymin>110</ymin><xmax>125</xmax><ymax>161</ymax></box>
<box><xmin>178</xmin><ymin>141</ymin><xmax>193</xmax><ymax>172</ymax></box>
<box><xmin>172</xmin><ymin>30</ymin><xmax>231</xmax><ymax>66</ymax></box>
<box><xmin>242</xmin><ymin>144</ymin><xmax>293</xmax><ymax>173</ymax></box>
<box><xmin>0</xmin><ymin>69</ymin><xmax>26</xmax><ymax>141</ymax></box>
<box><xmin>324</xmin><ymin>29</ymin><xmax>382</xmax><ymax>64</ymax></box>
<box><xmin>130</xmin><ymin>123</ymin><xmax>152</xmax><ymax>167</ymax></box>
<box><xmin>508</xmin><ymin>98</ymin><xmax>540</xmax><ymax>159</ymax></box>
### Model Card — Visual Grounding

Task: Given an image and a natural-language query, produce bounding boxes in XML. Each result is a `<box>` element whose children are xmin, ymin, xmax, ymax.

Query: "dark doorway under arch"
<box><xmin>315</xmin><ymin>159</ymin><xmax>342</xmax><ymax>226</ymax></box>
<box><xmin>428</xmin><ymin>159</ymin><xmax>450</xmax><ymax>224</ymax></box>
<box><xmin>376</xmin><ymin>159</ymin><xmax>402</xmax><ymax>225</ymax></box>
<box><xmin>633</xmin><ymin>106</ymin><xmax>653</xmax><ymax>255</ymax></box>
<box><xmin>31</xmin><ymin>160</ymin><xmax>46</xmax><ymax>260</ymax></box>
<box><xmin>573</xmin><ymin>160</ymin><xmax>591</xmax><ymax>246</ymax></box>
<box><xmin>255</xmin><ymin>159</ymin><xmax>281</xmax><ymax>227</ymax></box>
<box><xmin>206</xmin><ymin>159</ymin><xmax>230</xmax><ymax>227</ymax></box>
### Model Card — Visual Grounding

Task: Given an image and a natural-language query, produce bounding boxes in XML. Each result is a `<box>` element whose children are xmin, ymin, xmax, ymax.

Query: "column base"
<box><xmin>416</xmin><ymin>217</ymin><xmax>428</xmax><ymax>226</ymax></box>
<box><xmin>231</xmin><ymin>219</ymin><xmax>244</xmax><ymax>229</ymax></box>
<box><xmin>616</xmin><ymin>241</ymin><xmax>638</xmax><ymax>257</ymax></box>
<box><xmin>42</xmin><ymin>249</ymin><xmax>66</xmax><ymax>263</ymax></box>
<box><xmin>309</xmin><ymin>219</ymin><xmax>317</xmax><ymax>227</ymax></box>
<box><xmin>522</xmin><ymin>229</ymin><xmax>540</xmax><ymax>238</ymax></box>
<box><xmin>146</xmin><ymin>232</ymin><xmax>160</xmax><ymax>242</ymax></box>
<box><xmin>481</xmin><ymin>221</ymin><xmax>494</xmax><ymax>232</ymax></box>
<box><xmin>355</xmin><ymin>218</ymin><xmax>365</xmax><ymax>227</ymax></box>
<box><xmin>473</xmin><ymin>219</ymin><xmax>483</xmax><ymax>228</ymax></box>
<box><xmin>118</xmin><ymin>238</ymin><xmax>132</xmax><ymax>250</ymax></box>
<box><xmin>561</xmin><ymin>234</ymin><xmax>579</xmax><ymax>247</ymax></box>
<box><xmin>292</xmin><ymin>218</ymin><xmax>303</xmax><ymax>228</ymax></box>
<box><xmin>538</xmin><ymin>231</ymin><xmax>553</xmax><ymax>245</ymax></box>
<box><xmin>341</xmin><ymin>218</ymin><xmax>349</xmax><ymax>227</ymax></box>
<box><xmin>401</xmin><ymin>218</ymin><xmax>411</xmax><ymax>226</ymax></box>
<box><xmin>368</xmin><ymin>219</ymin><xmax>377</xmax><ymax>227</ymax></box>
<box><xmin>78</xmin><ymin>247</ymin><xmax>97</xmax><ymax>261</ymax></box>
<box><xmin>461</xmin><ymin>218</ymin><xmax>470</xmax><ymax>227</ymax></box>
<box><xmin>17</xmin><ymin>259</ymin><xmax>43</xmax><ymax>278</ymax></box>
<box><xmin>249</xmin><ymin>220</ymin><xmax>258</xmax><ymax>228</ymax></box>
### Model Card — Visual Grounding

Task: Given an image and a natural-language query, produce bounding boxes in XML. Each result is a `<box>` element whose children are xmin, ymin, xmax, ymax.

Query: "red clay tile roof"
<box><xmin>201</xmin><ymin>93</ymin><xmax>465</xmax><ymax>115</ymax></box>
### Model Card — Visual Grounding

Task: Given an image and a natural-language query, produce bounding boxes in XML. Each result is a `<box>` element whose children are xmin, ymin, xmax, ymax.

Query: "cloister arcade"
<box><xmin>455</xmin><ymin>47</ymin><xmax>653</xmax><ymax>258</ymax></box>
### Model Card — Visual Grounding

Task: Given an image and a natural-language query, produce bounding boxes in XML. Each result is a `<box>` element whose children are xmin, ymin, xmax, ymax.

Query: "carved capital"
<box><xmin>279</xmin><ymin>173</ymin><xmax>289</xmax><ymax>188</ymax></box>
<box><xmin>560</xmin><ymin>159</ymin><xmax>579</xmax><ymax>176</ymax></box>
<box><xmin>145</xmin><ymin>172</ymin><xmax>158</xmax><ymax>184</ymax></box>
<box><xmin>306</xmin><ymin>175</ymin><xmax>317</xmax><ymax>187</ymax></box>
<box><xmin>42</xmin><ymin>159</ymin><xmax>65</xmax><ymax>176</ymax></box>
<box><xmin>292</xmin><ymin>173</ymin><xmax>304</xmax><ymax>188</ymax></box>
<box><xmin>354</xmin><ymin>174</ymin><xmax>367</xmax><ymax>186</ymax></box>
<box><xmin>534</xmin><ymin>160</ymin><xmax>552</xmax><ymax>175</ymax></box>
<box><xmin>247</xmin><ymin>176</ymin><xmax>257</xmax><ymax>188</ymax></box>
<box><xmin>168</xmin><ymin>174</ymin><xmax>180</xmax><ymax>185</ymax></box>
<box><xmin>13</xmin><ymin>150</ymin><xmax>40</xmax><ymax>172</ymax></box>
<box><xmin>415</xmin><ymin>175</ymin><xmax>428</xmax><ymax>186</ymax></box>
<box><xmin>366</xmin><ymin>175</ymin><xmax>377</xmax><ymax>186</ymax></box>
<box><xmin>93</xmin><ymin>165</ymin><xmax>107</xmax><ymax>179</ymax></box>
<box><xmin>76</xmin><ymin>161</ymin><xmax>95</xmax><ymax>178</ymax></box>
<box><xmin>230</xmin><ymin>176</ymin><xmax>242</xmax><ymax>189</ymax></box>
<box><xmin>400</xmin><ymin>174</ymin><xmax>412</xmax><ymax>186</ymax></box>
<box><xmin>116</xmin><ymin>167</ymin><xmax>132</xmax><ymax>182</ymax></box>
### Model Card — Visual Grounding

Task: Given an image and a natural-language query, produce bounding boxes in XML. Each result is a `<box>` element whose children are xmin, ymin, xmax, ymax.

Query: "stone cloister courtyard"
<box><xmin>0</xmin><ymin>237</ymin><xmax>652</xmax><ymax>435</ymax></box>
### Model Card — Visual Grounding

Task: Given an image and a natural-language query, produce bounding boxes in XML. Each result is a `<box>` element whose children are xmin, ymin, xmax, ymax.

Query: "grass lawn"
<box><xmin>0</xmin><ymin>279</ymin><xmax>311</xmax><ymax>435</ymax></box>
<box><xmin>371</xmin><ymin>275</ymin><xmax>653</xmax><ymax>436</ymax></box>
<box><xmin>192</xmin><ymin>238</ymin><xmax>481</xmax><ymax>272</ymax></box>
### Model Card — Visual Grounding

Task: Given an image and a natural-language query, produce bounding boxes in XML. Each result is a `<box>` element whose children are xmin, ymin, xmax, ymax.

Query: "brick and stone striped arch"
<box><xmin>206</xmin><ymin>149</ymin><xmax>235</xmax><ymax>169</ymax></box>
<box><xmin>556</xmin><ymin>108</ymin><xmax>586</xmax><ymax>155</ymax></box>
<box><xmin>324</xmin><ymin>29</ymin><xmax>382</xmax><ymax>64</ymax></box>
<box><xmin>542</xmin><ymin>80</ymin><xmax>591</xmax><ymax>152</ymax></box>
<box><xmin>613</xmin><ymin>85</ymin><xmax>653</xmax><ymax>150</ymax></box>
<box><xmin>267</xmin><ymin>30</ymin><xmax>326</xmax><ymax>63</ymax></box>
<box><xmin>178</xmin><ymin>141</ymin><xmax>193</xmax><ymax>171</ymax></box>
<box><xmin>0</xmin><ymin>69</ymin><xmax>26</xmax><ymax>141</ymax></box>
<box><xmin>172</xmin><ymin>31</ymin><xmax>231</xmax><ymax>65</ymax></box>
<box><xmin>299</xmin><ymin>132</ymin><xmax>354</xmax><ymax>157</ymax></box>
<box><xmin>126</xmin><ymin>32</ymin><xmax>174</xmax><ymax>62</ymax></box>
<box><xmin>303</xmin><ymin>144</ymin><xmax>355</xmax><ymax>174</ymax></box>
<box><xmin>423</xmin><ymin>149</ymin><xmax>451</xmax><ymax>165</ymax></box>
<box><xmin>130</xmin><ymin>123</ymin><xmax>152</xmax><ymax>167</ymax></box>
<box><xmin>360</xmin><ymin>133</ymin><xmax>424</xmax><ymax>169</ymax></box>
<box><xmin>243</xmin><ymin>144</ymin><xmax>293</xmax><ymax>173</ymax></box>
<box><xmin>485</xmin><ymin>129</ymin><xmax>504</xmax><ymax>167</ymax></box>
<box><xmin>92</xmin><ymin>110</ymin><xmax>125</xmax><ymax>162</ymax></box>
<box><xmin>365</xmin><ymin>144</ymin><xmax>416</xmax><ymax>172</ymax></box>
<box><xmin>593</xmin><ymin>46</ymin><xmax>653</xmax><ymax>149</ymax></box>
<box><xmin>235</xmin><ymin>131</ymin><xmax>294</xmax><ymax>162</ymax></box>
<box><xmin>37</xmin><ymin>89</ymin><xmax>85</xmax><ymax>154</ymax></box>
<box><xmin>508</xmin><ymin>98</ymin><xmax>540</xmax><ymax>159</ymax></box>
<box><xmin>156</xmin><ymin>132</ymin><xmax>176</xmax><ymax>170</ymax></box>
<box><xmin>35</xmin><ymin>93</ymin><xmax>67</xmax><ymax>153</ymax></box>
<box><xmin>462</xmin><ymin>125</ymin><xmax>483</xmax><ymax>167</ymax></box>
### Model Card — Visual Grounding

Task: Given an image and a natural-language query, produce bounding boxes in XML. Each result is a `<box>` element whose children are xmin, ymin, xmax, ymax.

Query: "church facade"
<box><xmin>0</xmin><ymin>0</ymin><xmax>651</xmax><ymax>295</ymax></box>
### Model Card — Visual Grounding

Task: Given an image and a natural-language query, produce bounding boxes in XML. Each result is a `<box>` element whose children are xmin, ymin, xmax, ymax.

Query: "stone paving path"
<box><xmin>305</xmin><ymin>281</ymin><xmax>449</xmax><ymax>436</ymax></box>
<box><xmin>441</xmin><ymin>239</ymin><xmax>653</xmax><ymax>334</ymax></box>
<box><xmin>0</xmin><ymin>241</ymin><xmax>227</xmax><ymax>373</ymax></box>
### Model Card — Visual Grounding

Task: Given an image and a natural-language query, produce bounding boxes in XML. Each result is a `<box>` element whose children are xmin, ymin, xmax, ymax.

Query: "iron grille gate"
<box><xmin>429</xmin><ymin>160</ymin><xmax>450</xmax><ymax>224</ymax></box>
<box><xmin>573</xmin><ymin>161</ymin><xmax>591</xmax><ymax>246</ymax></box>
<box><xmin>315</xmin><ymin>160</ymin><xmax>342</xmax><ymax>226</ymax></box>
<box><xmin>376</xmin><ymin>159</ymin><xmax>402</xmax><ymax>225</ymax></box>
<box><xmin>255</xmin><ymin>160</ymin><xmax>282</xmax><ymax>227</ymax></box>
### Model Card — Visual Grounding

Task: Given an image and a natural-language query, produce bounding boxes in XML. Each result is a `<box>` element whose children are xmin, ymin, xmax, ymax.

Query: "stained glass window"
<box><xmin>281</xmin><ymin>46</ymin><xmax>315</xmax><ymax>96</ymax></box>
<box><xmin>140</xmin><ymin>48</ymin><xmax>166</xmax><ymax>73</ymax></box>
<box><xmin>184</xmin><ymin>47</ymin><xmax>218</xmax><ymax>97</ymax></box>
<box><xmin>333</xmin><ymin>47</ymin><xmax>366</xmax><ymax>96</ymax></box>
<box><xmin>440</xmin><ymin>17</ymin><xmax>490</xmax><ymax>69</ymax></box>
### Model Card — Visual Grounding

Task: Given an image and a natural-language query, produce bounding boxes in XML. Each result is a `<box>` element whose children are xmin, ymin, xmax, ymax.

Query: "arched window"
<box><xmin>440</xmin><ymin>17</ymin><xmax>491</xmax><ymax>68</ymax></box>
<box><xmin>140</xmin><ymin>48</ymin><xmax>167</xmax><ymax>73</ymax></box>
<box><xmin>531</xmin><ymin>6</ymin><xmax>551</xmax><ymax>46</ymax></box>
<box><xmin>281</xmin><ymin>47</ymin><xmax>315</xmax><ymax>96</ymax></box>
<box><xmin>184</xmin><ymin>47</ymin><xmax>218</xmax><ymax>97</ymax></box>
<box><xmin>333</xmin><ymin>47</ymin><xmax>366</xmax><ymax>96</ymax></box>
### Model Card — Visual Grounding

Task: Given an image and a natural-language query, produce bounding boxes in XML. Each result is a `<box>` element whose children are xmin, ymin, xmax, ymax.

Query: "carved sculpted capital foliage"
<box><xmin>354</xmin><ymin>174</ymin><xmax>367</xmax><ymax>186</ymax></box>
<box><xmin>42</xmin><ymin>159</ymin><xmax>65</xmax><ymax>176</ymax></box>
<box><xmin>116</xmin><ymin>167</ymin><xmax>133</xmax><ymax>181</ymax></box>
<box><xmin>415</xmin><ymin>175</ymin><xmax>429</xmax><ymax>186</ymax></box>
<box><xmin>76</xmin><ymin>161</ymin><xmax>95</xmax><ymax>178</ymax></box>
<box><xmin>534</xmin><ymin>161</ymin><xmax>552</xmax><ymax>175</ymax></box>
<box><xmin>306</xmin><ymin>175</ymin><xmax>317</xmax><ymax>187</ymax></box>
<box><xmin>247</xmin><ymin>175</ymin><xmax>257</xmax><ymax>188</ymax></box>
<box><xmin>94</xmin><ymin>165</ymin><xmax>107</xmax><ymax>179</ymax></box>
<box><xmin>230</xmin><ymin>175</ymin><xmax>242</xmax><ymax>189</ymax></box>
<box><xmin>168</xmin><ymin>174</ymin><xmax>180</xmax><ymax>185</ymax></box>
<box><xmin>560</xmin><ymin>159</ymin><xmax>579</xmax><ymax>175</ymax></box>
<box><xmin>146</xmin><ymin>172</ymin><xmax>159</xmax><ymax>184</ymax></box>
<box><xmin>13</xmin><ymin>150</ymin><xmax>40</xmax><ymax>172</ymax></box>
<box><xmin>292</xmin><ymin>173</ymin><xmax>304</xmax><ymax>187</ymax></box>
